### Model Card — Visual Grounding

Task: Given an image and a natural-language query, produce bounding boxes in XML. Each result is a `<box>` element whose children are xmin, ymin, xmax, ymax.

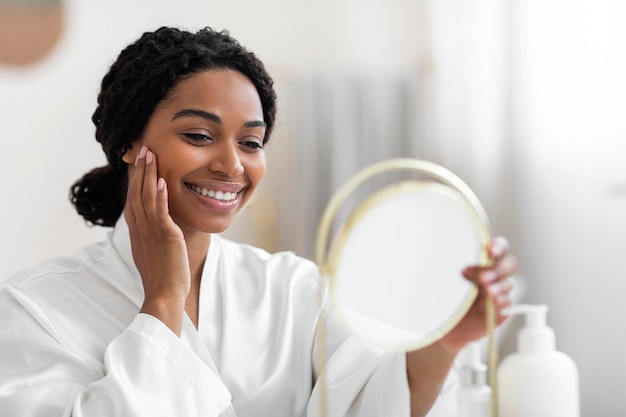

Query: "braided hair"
<box><xmin>70</xmin><ymin>27</ymin><xmax>277</xmax><ymax>227</ymax></box>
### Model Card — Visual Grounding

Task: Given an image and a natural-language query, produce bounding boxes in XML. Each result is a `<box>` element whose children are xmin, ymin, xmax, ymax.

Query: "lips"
<box><xmin>185</xmin><ymin>183</ymin><xmax>240</xmax><ymax>202</ymax></box>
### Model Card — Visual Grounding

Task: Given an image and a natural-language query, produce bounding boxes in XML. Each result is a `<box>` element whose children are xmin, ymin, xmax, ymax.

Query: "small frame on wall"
<box><xmin>0</xmin><ymin>0</ymin><xmax>65</xmax><ymax>67</ymax></box>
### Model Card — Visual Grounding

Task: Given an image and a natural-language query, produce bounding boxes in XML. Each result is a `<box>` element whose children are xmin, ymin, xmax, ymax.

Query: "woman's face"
<box><xmin>124</xmin><ymin>69</ymin><xmax>267</xmax><ymax>235</ymax></box>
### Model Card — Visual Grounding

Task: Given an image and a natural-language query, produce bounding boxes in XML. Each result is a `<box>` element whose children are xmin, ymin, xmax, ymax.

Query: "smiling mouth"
<box><xmin>185</xmin><ymin>183</ymin><xmax>240</xmax><ymax>202</ymax></box>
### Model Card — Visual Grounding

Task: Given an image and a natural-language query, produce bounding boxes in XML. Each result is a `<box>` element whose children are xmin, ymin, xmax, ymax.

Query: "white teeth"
<box><xmin>189</xmin><ymin>184</ymin><xmax>238</xmax><ymax>202</ymax></box>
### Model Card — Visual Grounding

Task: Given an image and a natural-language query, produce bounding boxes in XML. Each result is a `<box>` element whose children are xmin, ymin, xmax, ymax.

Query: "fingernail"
<box><xmin>480</xmin><ymin>270</ymin><xmax>497</xmax><ymax>284</ymax></box>
<box><xmin>135</xmin><ymin>146</ymin><xmax>147</xmax><ymax>166</ymax></box>
<box><xmin>491</xmin><ymin>237</ymin><xmax>508</xmax><ymax>257</ymax></box>
<box><xmin>146</xmin><ymin>151</ymin><xmax>153</xmax><ymax>165</ymax></box>
<box><xmin>487</xmin><ymin>282</ymin><xmax>501</xmax><ymax>296</ymax></box>
<box><xmin>157</xmin><ymin>178</ymin><xmax>165</xmax><ymax>190</ymax></box>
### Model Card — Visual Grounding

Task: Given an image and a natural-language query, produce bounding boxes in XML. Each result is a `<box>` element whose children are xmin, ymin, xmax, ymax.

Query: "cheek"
<box><xmin>152</xmin><ymin>146</ymin><xmax>198</xmax><ymax>180</ymax></box>
<box><xmin>251</xmin><ymin>153</ymin><xmax>267</xmax><ymax>178</ymax></box>
<box><xmin>249</xmin><ymin>160</ymin><xmax>266</xmax><ymax>186</ymax></box>
<box><xmin>152</xmin><ymin>157</ymin><xmax>186</xmax><ymax>192</ymax></box>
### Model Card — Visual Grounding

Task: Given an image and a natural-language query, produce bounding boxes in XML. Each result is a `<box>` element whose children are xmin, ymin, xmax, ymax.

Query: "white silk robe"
<box><xmin>0</xmin><ymin>218</ymin><xmax>456</xmax><ymax>417</ymax></box>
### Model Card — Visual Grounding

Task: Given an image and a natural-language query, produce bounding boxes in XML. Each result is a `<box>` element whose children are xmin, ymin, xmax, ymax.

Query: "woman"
<box><xmin>0</xmin><ymin>27</ymin><xmax>517</xmax><ymax>417</ymax></box>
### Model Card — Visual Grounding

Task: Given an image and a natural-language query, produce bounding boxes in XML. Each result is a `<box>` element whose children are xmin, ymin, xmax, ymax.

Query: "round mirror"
<box><xmin>316</xmin><ymin>159</ymin><xmax>492</xmax><ymax>352</ymax></box>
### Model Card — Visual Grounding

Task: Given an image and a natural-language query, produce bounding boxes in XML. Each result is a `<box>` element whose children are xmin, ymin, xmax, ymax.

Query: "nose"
<box><xmin>208</xmin><ymin>141</ymin><xmax>244</xmax><ymax>177</ymax></box>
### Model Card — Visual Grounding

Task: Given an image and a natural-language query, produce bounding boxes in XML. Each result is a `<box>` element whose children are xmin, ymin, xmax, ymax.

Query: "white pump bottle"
<box><xmin>497</xmin><ymin>304</ymin><xmax>580</xmax><ymax>417</ymax></box>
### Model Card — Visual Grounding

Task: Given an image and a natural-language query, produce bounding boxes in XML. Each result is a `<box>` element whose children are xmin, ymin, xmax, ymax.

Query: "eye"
<box><xmin>240</xmin><ymin>139</ymin><xmax>264</xmax><ymax>151</ymax></box>
<box><xmin>183</xmin><ymin>133</ymin><xmax>213</xmax><ymax>144</ymax></box>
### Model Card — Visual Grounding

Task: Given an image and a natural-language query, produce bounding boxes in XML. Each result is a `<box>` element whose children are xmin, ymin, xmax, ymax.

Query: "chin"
<box><xmin>172</xmin><ymin>215</ymin><xmax>235</xmax><ymax>237</ymax></box>
<box><xmin>208</xmin><ymin>222</ymin><xmax>232</xmax><ymax>234</ymax></box>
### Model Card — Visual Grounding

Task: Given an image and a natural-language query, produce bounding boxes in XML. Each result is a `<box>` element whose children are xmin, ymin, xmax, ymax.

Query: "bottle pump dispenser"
<box><xmin>457</xmin><ymin>342</ymin><xmax>491</xmax><ymax>417</ymax></box>
<box><xmin>497</xmin><ymin>304</ymin><xmax>580</xmax><ymax>417</ymax></box>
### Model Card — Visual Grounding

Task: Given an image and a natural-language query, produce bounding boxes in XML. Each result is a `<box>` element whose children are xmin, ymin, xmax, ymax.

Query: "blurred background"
<box><xmin>0</xmin><ymin>0</ymin><xmax>624</xmax><ymax>415</ymax></box>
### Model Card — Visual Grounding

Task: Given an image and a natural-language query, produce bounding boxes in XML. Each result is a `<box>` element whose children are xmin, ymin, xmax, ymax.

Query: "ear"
<box><xmin>121</xmin><ymin>144</ymin><xmax>138</xmax><ymax>164</ymax></box>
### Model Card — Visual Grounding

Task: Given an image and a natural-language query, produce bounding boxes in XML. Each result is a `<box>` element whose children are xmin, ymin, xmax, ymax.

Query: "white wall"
<box><xmin>512</xmin><ymin>1</ymin><xmax>626</xmax><ymax>415</ymax></box>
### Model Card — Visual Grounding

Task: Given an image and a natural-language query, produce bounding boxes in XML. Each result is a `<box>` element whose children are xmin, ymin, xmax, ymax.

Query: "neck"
<box><xmin>181</xmin><ymin>229</ymin><xmax>209</xmax><ymax>330</ymax></box>
<box><xmin>183</xmin><ymin>230</ymin><xmax>211</xmax><ymax>283</ymax></box>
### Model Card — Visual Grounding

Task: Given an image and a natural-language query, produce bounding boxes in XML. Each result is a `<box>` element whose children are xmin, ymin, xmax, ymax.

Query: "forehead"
<box><xmin>157</xmin><ymin>69</ymin><xmax>264</xmax><ymax>120</ymax></box>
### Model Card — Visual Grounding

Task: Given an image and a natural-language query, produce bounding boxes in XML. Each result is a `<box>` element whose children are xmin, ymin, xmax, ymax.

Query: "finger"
<box><xmin>492</xmin><ymin>253</ymin><xmax>519</xmax><ymax>283</ymax></box>
<box><xmin>483</xmin><ymin>277</ymin><xmax>514</xmax><ymax>325</ymax></box>
<box><xmin>489</xmin><ymin>236</ymin><xmax>510</xmax><ymax>262</ymax></box>
<box><xmin>485</xmin><ymin>277</ymin><xmax>514</xmax><ymax>297</ymax></box>
<box><xmin>142</xmin><ymin>150</ymin><xmax>158</xmax><ymax>221</ymax></box>
<box><xmin>156</xmin><ymin>177</ymin><xmax>170</xmax><ymax>221</ymax></box>
<box><xmin>463</xmin><ymin>245</ymin><xmax>505</xmax><ymax>282</ymax></box>
<box><xmin>123</xmin><ymin>202</ymin><xmax>135</xmax><ymax>226</ymax></box>
<box><xmin>463</xmin><ymin>266</ymin><xmax>498</xmax><ymax>290</ymax></box>
<box><xmin>469</xmin><ymin>253</ymin><xmax>518</xmax><ymax>287</ymax></box>
<box><xmin>462</xmin><ymin>265</ymin><xmax>481</xmax><ymax>284</ymax></box>
<box><xmin>127</xmin><ymin>146</ymin><xmax>148</xmax><ymax>225</ymax></box>
<box><xmin>494</xmin><ymin>292</ymin><xmax>513</xmax><ymax>310</ymax></box>
<box><xmin>494</xmin><ymin>293</ymin><xmax>514</xmax><ymax>324</ymax></box>
<box><xmin>477</xmin><ymin>268</ymin><xmax>498</xmax><ymax>285</ymax></box>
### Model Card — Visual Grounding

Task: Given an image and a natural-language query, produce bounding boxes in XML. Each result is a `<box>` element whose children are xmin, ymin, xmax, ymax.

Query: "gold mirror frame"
<box><xmin>315</xmin><ymin>158</ymin><xmax>500</xmax><ymax>416</ymax></box>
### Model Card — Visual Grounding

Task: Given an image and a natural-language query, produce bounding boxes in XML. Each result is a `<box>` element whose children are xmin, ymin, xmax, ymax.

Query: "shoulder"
<box><xmin>0</xmin><ymin>234</ymin><xmax>134</xmax><ymax>317</ymax></box>
<box><xmin>3</xmin><ymin>239</ymin><xmax>114</xmax><ymax>289</ymax></box>
<box><xmin>0</xmin><ymin>234</ymin><xmax>139</xmax><ymax>352</ymax></box>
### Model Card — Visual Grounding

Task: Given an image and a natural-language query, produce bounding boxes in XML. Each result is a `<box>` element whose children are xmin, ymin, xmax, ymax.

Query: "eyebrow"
<box><xmin>171</xmin><ymin>108</ymin><xmax>266</xmax><ymax>129</ymax></box>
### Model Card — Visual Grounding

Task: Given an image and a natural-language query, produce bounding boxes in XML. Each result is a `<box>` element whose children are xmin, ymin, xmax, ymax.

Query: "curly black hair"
<box><xmin>69</xmin><ymin>27</ymin><xmax>277</xmax><ymax>227</ymax></box>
